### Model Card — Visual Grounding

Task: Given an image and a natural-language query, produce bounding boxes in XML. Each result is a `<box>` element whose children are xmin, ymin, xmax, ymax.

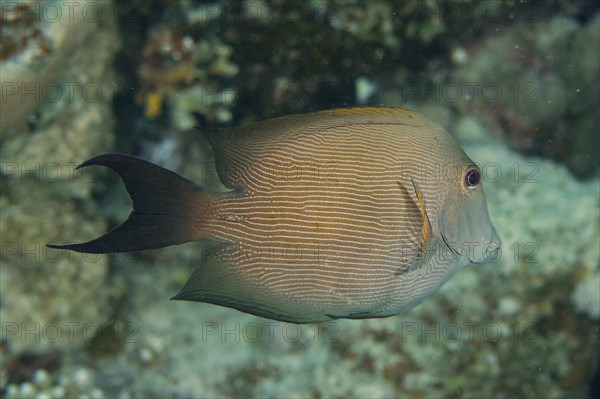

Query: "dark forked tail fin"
<box><xmin>47</xmin><ymin>154</ymin><xmax>212</xmax><ymax>254</ymax></box>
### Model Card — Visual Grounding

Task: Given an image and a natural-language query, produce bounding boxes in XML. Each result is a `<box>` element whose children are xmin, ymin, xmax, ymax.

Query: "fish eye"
<box><xmin>464</xmin><ymin>167</ymin><xmax>480</xmax><ymax>190</ymax></box>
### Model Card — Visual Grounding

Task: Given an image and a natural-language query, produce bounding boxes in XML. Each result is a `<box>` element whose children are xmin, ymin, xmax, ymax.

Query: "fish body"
<box><xmin>49</xmin><ymin>108</ymin><xmax>501</xmax><ymax>323</ymax></box>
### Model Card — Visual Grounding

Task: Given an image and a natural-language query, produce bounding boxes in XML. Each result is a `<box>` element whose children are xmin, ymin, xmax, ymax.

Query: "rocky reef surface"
<box><xmin>1</xmin><ymin>0</ymin><xmax>120</xmax><ymax>360</ymax></box>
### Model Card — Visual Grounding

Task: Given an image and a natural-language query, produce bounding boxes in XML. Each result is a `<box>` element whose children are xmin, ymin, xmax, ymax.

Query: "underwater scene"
<box><xmin>1</xmin><ymin>0</ymin><xmax>599</xmax><ymax>397</ymax></box>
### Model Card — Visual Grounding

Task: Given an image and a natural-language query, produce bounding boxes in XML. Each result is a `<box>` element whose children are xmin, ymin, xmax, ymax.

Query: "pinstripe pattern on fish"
<box><xmin>49</xmin><ymin>108</ymin><xmax>501</xmax><ymax>323</ymax></box>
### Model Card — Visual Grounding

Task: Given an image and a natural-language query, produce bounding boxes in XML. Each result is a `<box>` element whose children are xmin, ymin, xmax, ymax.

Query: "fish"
<box><xmin>48</xmin><ymin>107</ymin><xmax>501</xmax><ymax>323</ymax></box>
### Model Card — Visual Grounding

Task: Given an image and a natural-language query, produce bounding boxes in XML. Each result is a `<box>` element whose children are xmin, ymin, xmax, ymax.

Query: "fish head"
<box><xmin>436</xmin><ymin>158</ymin><xmax>501</xmax><ymax>265</ymax></box>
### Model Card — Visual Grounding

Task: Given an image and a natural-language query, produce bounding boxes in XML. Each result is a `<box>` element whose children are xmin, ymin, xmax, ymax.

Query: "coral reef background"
<box><xmin>1</xmin><ymin>0</ymin><xmax>598</xmax><ymax>397</ymax></box>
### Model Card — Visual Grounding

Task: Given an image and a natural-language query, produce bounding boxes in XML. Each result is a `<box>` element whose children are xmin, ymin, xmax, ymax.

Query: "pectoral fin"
<box><xmin>395</xmin><ymin>180</ymin><xmax>433</xmax><ymax>269</ymax></box>
<box><xmin>410</xmin><ymin>179</ymin><xmax>432</xmax><ymax>255</ymax></box>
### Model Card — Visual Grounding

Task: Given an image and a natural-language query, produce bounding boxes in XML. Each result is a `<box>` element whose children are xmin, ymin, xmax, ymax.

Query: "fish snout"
<box><xmin>474</xmin><ymin>227</ymin><xmax>502</xmax><ymax>264</ymax></box>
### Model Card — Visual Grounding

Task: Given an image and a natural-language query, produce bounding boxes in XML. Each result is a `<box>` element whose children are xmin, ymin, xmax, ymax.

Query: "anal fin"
<box><xmin>171</xmin><ymin>249</ymin><xmax>329</xmax><ymax>324</ymax></box>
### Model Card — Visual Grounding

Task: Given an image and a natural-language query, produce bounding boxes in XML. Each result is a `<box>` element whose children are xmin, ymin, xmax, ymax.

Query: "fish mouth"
<box><xmin>479</xmin><ymin>227</ymin><xmax>502</xmax><ymax>264</ymax></box>
<box><xmin>470</xmin><ymin>228</ymin><xmax>502</xmax><ymax>264</ymax></box>
<box><xmin>440</xmin><ymin>228</ymin><xmax>502</xmax><ymax>264</ymax></box>
<box><xmin>482</xmin><ymin>241</ymin><xmax>501</xmax><ymax>263</ymax></box>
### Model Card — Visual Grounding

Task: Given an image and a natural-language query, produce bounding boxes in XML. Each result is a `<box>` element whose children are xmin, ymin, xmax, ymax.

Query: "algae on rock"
<box><xmin>451</xmin><ymin>14</ymin><xmax>600</xmax><ymax>178</ymax></box>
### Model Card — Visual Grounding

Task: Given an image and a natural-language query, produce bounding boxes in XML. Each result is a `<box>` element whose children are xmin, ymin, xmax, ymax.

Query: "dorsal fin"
<box><xmin>202</xmin><ymin>107</ymin><xmax>432</xmax><ymax>187</ymax></box>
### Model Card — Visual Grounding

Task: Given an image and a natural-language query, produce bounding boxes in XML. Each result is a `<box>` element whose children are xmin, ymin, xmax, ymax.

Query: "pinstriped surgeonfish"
<box><xmin>49</xmin><ymin>108</ymin><xmax>501</xmax><ymax>323</ymax></box>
